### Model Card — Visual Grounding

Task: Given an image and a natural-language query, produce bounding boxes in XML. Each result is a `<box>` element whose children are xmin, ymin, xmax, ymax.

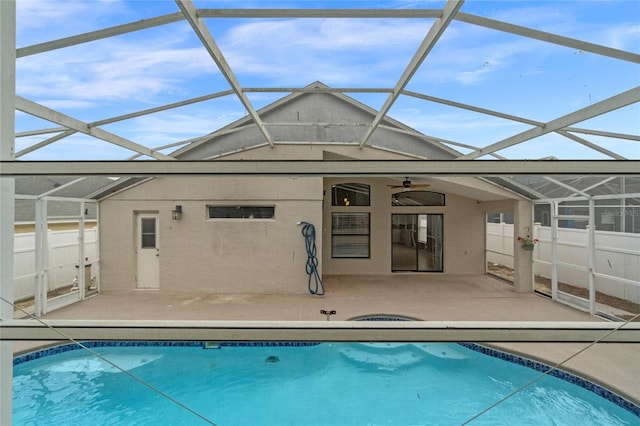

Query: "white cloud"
<box><xmin>218</xmin><ymin>18</ymin><xmax>428</xmax><ymax>85</ymax></box>
<box><xmin>17</xmin><ymin>41</ymin><xmax>217</xmax><ymax>105</ymax></box>
<box><xmin>606</xmin><ymin>24</ymin><xmax>640</xmax><ymax>51</ymax></box>
<box><xmin>17</xmin><ymin>0</ymin><xmax>130</xmax><ymax>44</ymax></box>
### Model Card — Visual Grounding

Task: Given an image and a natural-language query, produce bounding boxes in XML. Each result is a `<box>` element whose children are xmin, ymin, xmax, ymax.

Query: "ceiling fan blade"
<box><xmin>388</xmin><ymin>178</ymin><xmax>429</xmax><ymax>189</ymax></box>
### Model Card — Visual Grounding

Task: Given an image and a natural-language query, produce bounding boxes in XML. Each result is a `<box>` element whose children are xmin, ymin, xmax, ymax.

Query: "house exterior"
<box><xmin>98</xmin><ymin>84</ymin><xmax>529</xmax><ymax>294</ymax></box>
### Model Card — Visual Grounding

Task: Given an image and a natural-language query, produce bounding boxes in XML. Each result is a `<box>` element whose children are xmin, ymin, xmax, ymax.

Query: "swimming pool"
<box><xmin>13</xmin><ymin>341</ymin><xmax>639</xmax><ymax>425</ymax></box>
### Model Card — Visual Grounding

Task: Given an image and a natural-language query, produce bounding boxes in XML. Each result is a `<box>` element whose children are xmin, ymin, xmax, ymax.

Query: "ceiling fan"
<box><xmin>387</xmin><ymin>177</ymin><xmax>430</xmax><ymax>190</ymax></box>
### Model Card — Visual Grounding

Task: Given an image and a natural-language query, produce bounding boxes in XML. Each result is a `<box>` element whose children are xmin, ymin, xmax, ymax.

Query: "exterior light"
<box><xmin>172</xmin><ymin>205</ymin><xmax>182</xmax><ymax>220</ymax></box>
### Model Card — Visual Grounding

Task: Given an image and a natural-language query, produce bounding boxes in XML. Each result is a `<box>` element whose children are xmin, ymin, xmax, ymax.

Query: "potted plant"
<box><xmin>517</xmin><ymin>234</ymin><xmax>538</xmax><ymax>250</ymax></box>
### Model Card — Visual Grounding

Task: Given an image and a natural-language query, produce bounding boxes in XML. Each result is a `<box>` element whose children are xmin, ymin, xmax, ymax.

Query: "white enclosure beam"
<box><xmin>564</xmin><ymin>128</ymin><xmax>640</xmax><ymax>142</ymax></box>
<box><xmin>90</xmin><ymin>90</ymin><xmax>235</xmax><ymax>127</ymax></box>
<box><xmin>403</xmin><ymin>91</ymin><xmax>634</xmax><ymax>159</ymax></box>
<box><xmin>459</xmin><ymin>87</ymin><xmax>640</xmax><ymax>159</ymax></box>
<box><xmin>198</xmin><ymin>9</ymin><xmax>442</xmax><ymax>19</ymax></box>
<box><xmin>243</xmin><ymin>87</ymin><xmax>394</xmax><ymax>94</ymax></box>
<box><xmin>556</xmin><ymin>130</ymin><xmax>626</xmax><ymax>160</ymax></box>
<box><xmin>2</xmin><ymin>160</ymin><xmax>639</xmax><ymax>177</ymax></box>
<box><xmin>16</xmin><ymin>13</ymin><xmax>185</xmax><ymax>57</ymax></box>
<box><xmin>37</xmin><ymin>177</ymin><xmax>86</xmax><ymax>198</ymax></box>
<box><xmin>16</xmin><ymin>90</ymin><xmax>234</xmax><ymax>159</ymax></box>
<box><xmin>175</xmin><ymin>0</ymin><xmax>274</xmax><ymax>147</ymax></box>
<box><xmin>543</xmin><ymin>176</ymin><xmax>592</xmax><ymax>198</ymax></box>
<box><xmin>404</xmin><ymin>90</ymin><xmax>543</xmax><ymax>127</ymax></box>
<box><xmin>15</xmin><ymin>97</ymin><xmax>175</xmax><ymax>160</ymax></box>
<box><xmin>457</xmin><ymin>13</ymin><xmax>640</xmax><ymax>64</ymax></box>
<box><xmin>15</xmin><ymin>129</ymin><xmax>76</xmax><ymax>158</ymax></box>
<box><xmin>0</xmin><ymin>2</ymin><xmax>15</xmax><ymax>424</ymax></box>
<box><xmin>360</xmin><ymin>0</ymin><xmax>464</xmax><ymax>147</ymax></box>
<box><xmin>2</xmin><ymin>320</ymin><xmax>639</xmax><ymax>343</ymax></box>
<box><xmin>16</xmin><ymin>127</ymin><xmax>67</xmax><ymax>137</ymax></box>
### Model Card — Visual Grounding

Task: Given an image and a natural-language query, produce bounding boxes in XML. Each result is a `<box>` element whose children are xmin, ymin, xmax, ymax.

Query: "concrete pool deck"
<box><xmin>11</xmin><ymin>274</ymin><xmax>640</xmax><ymax>405</ymax></box>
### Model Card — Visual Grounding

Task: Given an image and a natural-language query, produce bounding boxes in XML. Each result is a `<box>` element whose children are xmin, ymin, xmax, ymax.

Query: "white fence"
<box><xmin>487</xmin><ymin>223</ymin><xmax>640</xmax><ymax>304</ymax></box>
<box><xmin>14</xmin><ymin>229</ymin><xmax>98</xmax><ymax>302</ymax></box>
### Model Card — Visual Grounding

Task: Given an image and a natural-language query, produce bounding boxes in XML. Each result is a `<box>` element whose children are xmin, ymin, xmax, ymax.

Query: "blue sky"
<box><xmin>13</xmin><ymin>0</ymin><xmax>640</xmax><ymax>160</ymax></box>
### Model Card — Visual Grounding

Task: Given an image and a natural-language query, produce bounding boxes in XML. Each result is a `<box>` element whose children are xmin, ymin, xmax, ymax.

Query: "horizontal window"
<box><xmin>208</xmin><ymin>205</ymin><xmax>275</xmax><ymax>219</ymax></box>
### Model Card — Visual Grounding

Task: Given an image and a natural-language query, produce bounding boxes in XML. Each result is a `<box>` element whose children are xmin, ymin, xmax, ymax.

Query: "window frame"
<box><xmin>207</xmin><ymin>205</ymin><xmax>275</xmax><ymax>220</ymax></box>
<box><xmin>391</xmin><ymin>190</ymin><xmax>445</xmax><ymax>207</ymax></box>
<box><xmin>331</xmin><ymin>212</ymin><xmax>371</xmax><ymax>258</ymax></box>
<box><xmin>331</xmin><ymin>183</ymin><xmax>371</xmax><ymax>207</ymax></box>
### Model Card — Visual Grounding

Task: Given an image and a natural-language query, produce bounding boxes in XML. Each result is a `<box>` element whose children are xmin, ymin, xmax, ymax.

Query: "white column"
<box><xmin>513</xmin><ymin>200</ymin><xmax>534</xmax><ymax>293</ymax></box>
<box><xmin>551</xmin><ymin>201</ymin><xmax>558</xmax><ymax>300</ymax></box>
<box><xmin>587</xmin><ymin>198</ymin><xmax>596</xmax><ymax>315</ymax></box>
<box><xmin>34</xmin><ymin>199</ymin><xmax>47</xmax><ymax>316</ymax></box>
<box><xmin>0</xmin><ymin>1</ymin><xmax>16</xmax><ymax>424</ymax></box>
<box><xmin>79</xmin><ymin>202</ymin><xmax>86</xmax><ymax>299</ymax></box>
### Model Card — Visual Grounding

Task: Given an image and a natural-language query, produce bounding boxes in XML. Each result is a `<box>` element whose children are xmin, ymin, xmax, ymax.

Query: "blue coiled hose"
<box><xmin>300</xmin><ymin>222</ymin><xmax>325</xmax><ymax>296</ymax></box>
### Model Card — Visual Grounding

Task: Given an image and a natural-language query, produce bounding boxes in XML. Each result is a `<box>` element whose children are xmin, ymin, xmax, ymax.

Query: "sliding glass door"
<box><xmin>391</xmin><ymin>214</ymin><xmax>443</xmax><ymax>272</ymax></box>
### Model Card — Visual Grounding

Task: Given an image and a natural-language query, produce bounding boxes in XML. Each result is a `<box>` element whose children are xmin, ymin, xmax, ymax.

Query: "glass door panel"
<box><xmin>392</xmin><ymin>214</ymin><xmax>443</xmax><ymax>272</ymax></box>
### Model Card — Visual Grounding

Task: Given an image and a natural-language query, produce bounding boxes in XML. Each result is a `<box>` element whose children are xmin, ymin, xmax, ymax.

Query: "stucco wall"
<box><xmin>100</xmin><ymin>175</ymin><xmax>323</xmax><ymax>294</ymax></box>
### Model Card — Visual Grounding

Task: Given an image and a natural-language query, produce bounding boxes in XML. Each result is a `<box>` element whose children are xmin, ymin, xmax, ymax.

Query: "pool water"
<box><xmin>13</xmin><ymin>342</ymin><xmax>639</xmax><ymax>425</ymax></box>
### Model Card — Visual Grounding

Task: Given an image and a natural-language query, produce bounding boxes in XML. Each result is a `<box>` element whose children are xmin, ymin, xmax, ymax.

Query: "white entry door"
<box><xmin>136</xmin><ymin>213</ymin><xmax>160</xmax><ymax>289</ymax></box>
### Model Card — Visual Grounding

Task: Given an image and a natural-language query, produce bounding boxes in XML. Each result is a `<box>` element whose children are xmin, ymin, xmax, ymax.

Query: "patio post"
<box><xmin>0</xmin><ymin>1</ymin><xmax>16</xmax><ymax>424</ymax></box>
<box><xmin>513</xmin><ymin>200</ymin><xmax>534</xmax><ymax>293</ymax></box>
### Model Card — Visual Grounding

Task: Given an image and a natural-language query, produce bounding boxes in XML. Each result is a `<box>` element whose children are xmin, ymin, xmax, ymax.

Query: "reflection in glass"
<box><xmin>332</xmin><ymin>183</ymin><xmax>370</xmax><ymax>206</ymax></box>
<box><xmin>392</xmin><ymin>191</ymin><xmax>444</xmax><ymax>206</ymax></box>
<box><xmin>140</xmin><ymin>218</ymin><xmax>156</xmax><ymax>249</ymax></box>
<box><xmin>392</xmin><ymin>214</ymin><xmax>443</xmax><ymax>272</ymax></box>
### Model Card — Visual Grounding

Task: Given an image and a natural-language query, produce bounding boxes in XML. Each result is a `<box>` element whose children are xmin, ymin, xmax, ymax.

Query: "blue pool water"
<box><xmin>13</xmin><ymin>342</ymin><xmax>639</xmax><ymax>425</ymax></box>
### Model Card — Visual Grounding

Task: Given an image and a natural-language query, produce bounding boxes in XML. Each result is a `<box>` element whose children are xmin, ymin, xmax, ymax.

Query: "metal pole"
<box><xmin>34</xmin><ymin>199</ymin><xmax>45</xmax><ymax>317</ymax></box>
<box><xmin>588</xmin><ymin>198</ymin><xmax>596</xmax><ymax>315</ymax></box>
<box><xmin>620</xmin><ymin>177</ymin><xmax>626</xmax><ymax>232</ymax></box>
<box><xmin>79</xmin><ymin>201</ymin><xmax>86</xmax><ymax>299</ymax></box>
<box><xmin>551</xmin><ymin>201</ymin><xmax>558</xmax><ymax>300</ymax></box>
<box><xmin>0</xmin><ymin>1</ymin><xmax>16</xmax><ymax>423</ymax></box>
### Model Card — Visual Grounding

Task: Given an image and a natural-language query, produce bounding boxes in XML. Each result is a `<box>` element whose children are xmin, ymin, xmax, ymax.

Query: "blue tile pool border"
<box><xmin>12</xmin><ymin>340</ymin><xmax>321</xmax><ymax>366</ymax></box>
<box><xmin>14</xmin><ymin>338</ymin><xmax>639</xmax><ymax>418</ymax></box>
<box><xmin>459</xmin><ymin>342</ymin><xmax>640</xmax><ymax>418</ymax></box>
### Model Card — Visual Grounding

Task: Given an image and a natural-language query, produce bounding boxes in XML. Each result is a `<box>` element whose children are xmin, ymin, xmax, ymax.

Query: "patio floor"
<box><xmin>12</xmin><ymin>274</ymin><xmax>640</xmax><ymax>405</ymax></box>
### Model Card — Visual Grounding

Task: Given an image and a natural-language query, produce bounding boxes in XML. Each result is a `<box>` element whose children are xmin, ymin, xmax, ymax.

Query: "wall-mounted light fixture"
<box><xmin>172</xmin><ymin>205</ymin><xmax>182</xmax><ymax>220</ymax></box>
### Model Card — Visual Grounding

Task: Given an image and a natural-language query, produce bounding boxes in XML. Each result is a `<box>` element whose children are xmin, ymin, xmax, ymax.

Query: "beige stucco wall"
<box><xmin>100</xmin><ymin>175</ymin><xmax>323</xmax><ymax>294</ymax></box>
